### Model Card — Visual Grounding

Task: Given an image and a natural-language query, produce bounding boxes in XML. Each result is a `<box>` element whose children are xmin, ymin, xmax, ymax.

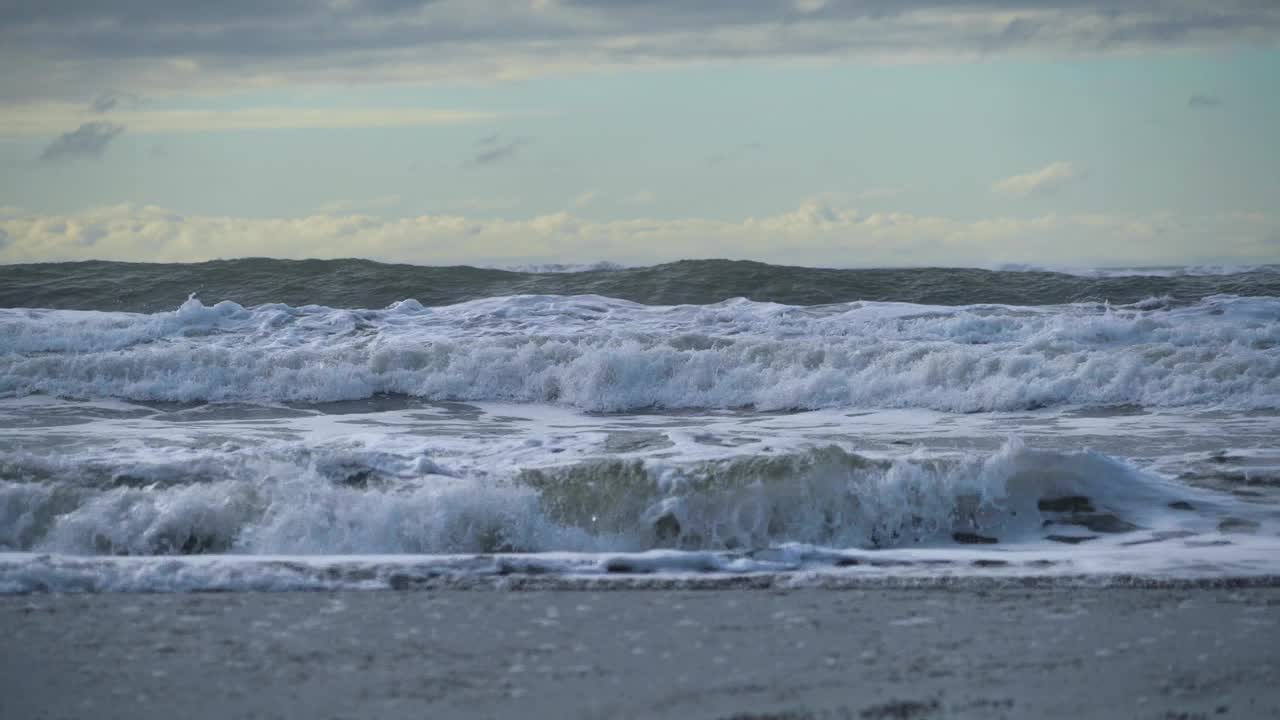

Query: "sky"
<box><xmin>0</xmin><ymin>0</ymin><xmax>1278</xmax><ymax>267</ymax></box>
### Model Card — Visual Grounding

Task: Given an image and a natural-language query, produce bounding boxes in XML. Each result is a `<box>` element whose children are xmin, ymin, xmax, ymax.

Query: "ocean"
<box><xmin>2</xmin><ymin>259</ymin><xmax>1278</xmax><ymax>592</ymax></box>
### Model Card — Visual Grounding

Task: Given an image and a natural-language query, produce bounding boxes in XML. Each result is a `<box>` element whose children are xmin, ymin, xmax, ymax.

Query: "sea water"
<box><xmin>1</xmin><ymin>260</ymin><xmax>1277</xmax><ymax>591</ymax></box>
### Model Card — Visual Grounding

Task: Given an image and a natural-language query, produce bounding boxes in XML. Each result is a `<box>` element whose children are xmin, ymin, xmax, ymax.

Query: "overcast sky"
<box><xmin>1</xmin><ymin>0</ymin><xmax>1277</xmax><ymax>266</ymax></box>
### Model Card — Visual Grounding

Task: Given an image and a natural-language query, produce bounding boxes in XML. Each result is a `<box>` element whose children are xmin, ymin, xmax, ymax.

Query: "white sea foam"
<box><xmin>3</xmin><ymin>289</ymin><xmax>1278</xmax><ymax>593</ymax></box>
<box><xmin>481</xmin><ymin>260</ymin><xmax>1280</xmax><ymax>278</ymax></box>
<box><xmin>2</xmin><ymin>294</ymin><xmax>1277</xmax><ymax>411</ymax></box>
<box><xmin>0</xmin><ymin>436</ymin><xmax>1260</xmax><ymax>557</ymax></box>
<box><xmin>4</xmin><ymin>535</ymin><xmax>1280</xmax><ymax>593</ymax></box>
<box><xmin>491</xmin><ymin>261</ymin><xmax>631</xmax><ymax>273</ymax></box>
<box><xmin>2</xmin><ymin>394</ymin><xmax>1278</xmax><ymax>591</ymax></box>
<box><xmin>991</xmin><ymin>263</ymin><xmax>1280</xmax><ymax>278</ymax></box>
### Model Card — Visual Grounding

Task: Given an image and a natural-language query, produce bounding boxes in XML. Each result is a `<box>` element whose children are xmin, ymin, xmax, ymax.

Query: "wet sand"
<box><xmin>3</xmin><ymin>586</ymin><xmax>1278</xmax><ymax>719</ymax></box>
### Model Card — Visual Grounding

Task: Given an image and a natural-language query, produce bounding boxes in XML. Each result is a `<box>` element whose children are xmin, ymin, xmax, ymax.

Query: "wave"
<box><xmin>2</xmin><ymin>258</ymin><xmax>1278</xmax><ymax>312</ymax></box>
<box><xmin>488</xmin><ymin>261</ymin><xmax>630</xmax><ymax>274</ymax></box>
<box><xmin>0</xmin><ymin>440</ymin><xmax>1232</xmax><ymax>557</ymax></box>
<box><xmin>7</xmin><ymin>551</ymin><xmax>1279</xmax><ymax>593</ymax></box>
<box><xmin>992</xmin><ymin>263</ymin><xmax>1280</xmax><ymax>278</ymax></box>
<box><xmin>2</xmin><ymin>294</ymin><xmax>1277</xmax><ymax>411</ymax></box>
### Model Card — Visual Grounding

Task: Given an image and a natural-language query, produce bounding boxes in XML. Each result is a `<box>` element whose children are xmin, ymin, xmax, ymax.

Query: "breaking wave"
<box><xmin>2</xmin><ymin>293</ymin><xmax>1277</xmax><ymax>411</ymax></box>
<box><xmin>0</xmin><ymin>440</ymin><xmax>1226</xmax><ymax>556</ymax></box>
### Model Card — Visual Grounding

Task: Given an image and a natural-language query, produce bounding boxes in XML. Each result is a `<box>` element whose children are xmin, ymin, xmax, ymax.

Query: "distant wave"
<box><xmin>992</xmin><ymin>263</ymin><xmax>1280</xmax><ymax>278</ymax></box>
<box><xmin>2</xmin><ymin>258</ymin><xmax>1278</xmax><ymax>312</ymax></box>
<box><xmin>488</xmin><ymin>261</ymin><xmax>631</xmax><ymax>274</ymax></box>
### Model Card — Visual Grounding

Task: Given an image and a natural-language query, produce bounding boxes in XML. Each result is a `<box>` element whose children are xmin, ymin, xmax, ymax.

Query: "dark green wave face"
<box><xmin>2</xmin><ymin>258</ymin><xmax>1278</xmax><ymax>311</ymax></box>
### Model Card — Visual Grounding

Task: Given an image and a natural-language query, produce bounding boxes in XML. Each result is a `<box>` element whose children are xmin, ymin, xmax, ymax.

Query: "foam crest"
<box><xmin>1</xmin><ymin>295</ymin><xmax>1277</xmax><ymax>411</ymax></box>
<box><xmin>0</xmin><ymin>440</ymin><xmax>1238</xmax><ymax>556</ymax></box>
<box><xmin>995</xmin><ymin>263</ymin><xmax>1280</xmax><ymax>278</ymax></box>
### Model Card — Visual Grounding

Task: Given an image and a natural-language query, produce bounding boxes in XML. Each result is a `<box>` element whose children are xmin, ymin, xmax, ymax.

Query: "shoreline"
<box><xmin>4</xmin><ymin>586</ymin><xmax>1278</xmax><ymax>719</ymax></box>
<box><xmin>7</xmin><ymin>550</ymin><xmax>1280</xmax><ymax>594</ymax></box>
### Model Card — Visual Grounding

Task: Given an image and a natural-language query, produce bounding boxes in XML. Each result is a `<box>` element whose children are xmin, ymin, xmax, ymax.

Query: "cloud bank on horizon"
<box><xmin>1</xmin><ymin>1</ymin><xmax>1277</xmax><ymax>265</ymax></box>
<box><xmin>1</xmin><ymin>202</ymin><xmax>1274</xmax><ymax>268</ymax></box>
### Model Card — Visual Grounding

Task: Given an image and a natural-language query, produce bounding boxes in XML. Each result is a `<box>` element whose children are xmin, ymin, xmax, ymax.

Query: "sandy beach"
<box><xmin>3</xmin><ymin>585</ymin><xmax>1278</xmax><ymax>719</ymax></box>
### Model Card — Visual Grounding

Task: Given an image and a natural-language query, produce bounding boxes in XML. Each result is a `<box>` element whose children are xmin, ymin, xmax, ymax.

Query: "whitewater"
<box><xmin>1</xmin><ymin>260</ymin><xmax>1278</xmax><ymax>592</ymax></box>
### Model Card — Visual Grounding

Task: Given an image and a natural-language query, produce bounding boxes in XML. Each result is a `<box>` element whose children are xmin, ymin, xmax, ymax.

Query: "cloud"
<box><xmin>39</xmin><ymin>122</ymin><xmax>125</xmax><ymax>162</ymax></box>
<box><xmin>979</xmin><ymin>16</ymin><xmax>1042</xmax><ymax>53</ymax></box>
<box><xmin>89</xmin><ymin>94</ymin><xmax>120</xmax><ymax>114</ymax></box>
<box><xmin>88</xmin><ymin>91</ymin><xmax>143</xmax><ymax>114</ymax></box>
<box><xmin>1</xmin><ymin>202</ymin><xmax>1274</xmax><ymax>268</ymax></box>
<box><xmin>626</xmin><ymin>190</ymin><xmax>656</xmax><ymax>204</ymax></box>
<box><xmin>992</xmin><ymin>161</ymin><xmax>1082</xmax><ymax>197</ymax></box>
<box><xmin>0</xmin><ymin>104</ymin><xmax>495</xmax><ymax>135</ymax></box>
<box><xmin>469</xmin><ymin>134</ymin><xmax>530</xmax><ymax>167</ymax></box>
<box><xmin>1188</xmin><ymin>94</ymin><xmax>1223</xmax><ymax>109</ymax></box>
<box><xmin>1</xmin><ymin>2</ymin><xmax>1276</xmax><ymax>101</ymax></box>
<box><xmin>792</xmin><ymin>0</ymin><xmax>829</xmax><ymax>13</ymax></box>
<box><xmin>574</xmin><ymin>191</ymin><xmax>598</xmax><ymax>208</ymax></box>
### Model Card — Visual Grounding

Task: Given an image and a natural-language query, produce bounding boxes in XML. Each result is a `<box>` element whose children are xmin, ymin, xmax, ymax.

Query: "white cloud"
<box><xmin>574</xmin><ymin>191</ymin><xmax>599</xmax><ymax>208</ymax></box>
<box><xmin>792</xmin><ymin>0</ymin><xmax>829</xmax><ymax>14</ymax></box>
<box><xmin>626</xmin><ymin>191</ymin><xmax>657</xmax><ymax>204</ymax></box>
<box><xmin>992</xmin><ymin>161</ymin><xmax>1082</xmax><ymax>197</ymax></box>
<box><xmin>1</xmin><ymin>202</ymin><xmax>1274</xmax><ymax>268</ymax></box>
<box><xmin>0</xmin><ymin>104</ymin><xmax>496</xmax><ymax>136</ymax></box>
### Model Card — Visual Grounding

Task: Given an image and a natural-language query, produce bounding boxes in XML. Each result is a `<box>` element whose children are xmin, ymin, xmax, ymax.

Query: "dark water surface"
<box><xmin>3</xmin><ymin>258</ymin><xmax>1278</xmax><ymax>311</ymax></box>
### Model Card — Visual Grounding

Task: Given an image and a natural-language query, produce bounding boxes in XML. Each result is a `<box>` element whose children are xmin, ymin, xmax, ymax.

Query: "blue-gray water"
<box><xmin>2</xmin><ymin>258</ymin><xmax>1278</xmax><ymax>311</ymax></box>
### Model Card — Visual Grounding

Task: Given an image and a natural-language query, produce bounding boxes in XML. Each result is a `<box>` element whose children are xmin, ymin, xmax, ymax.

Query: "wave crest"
<box><xmin>0</xmin><ymin>440</ymin><xmax>1217</xmax><ymax>556</ymax></box>
<box><xmin>2</xmin><ymin>294</ymin><xmax>1277</xmax><ymax>411</ymax></box>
